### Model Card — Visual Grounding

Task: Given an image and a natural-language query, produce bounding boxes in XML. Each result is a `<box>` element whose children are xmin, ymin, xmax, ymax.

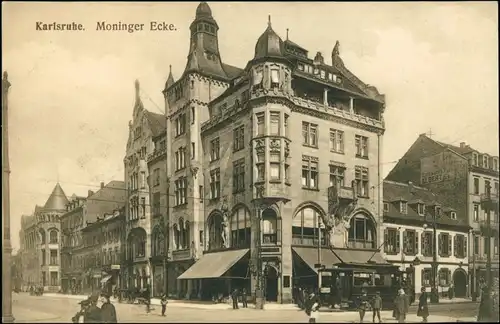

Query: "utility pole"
<box><xmin>2</xmin><ymin>71</ymin><xmax>15</xmax><ymax>323</ymax></box>
<box><xmin>485</xmin><ymin>183</ymin><xmax>492</xmax><ymax>295</ymax></box>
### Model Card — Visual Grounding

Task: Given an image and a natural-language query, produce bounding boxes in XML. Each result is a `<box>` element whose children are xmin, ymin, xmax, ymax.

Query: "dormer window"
<box><xmin>253</xmin><ymin>69</ymin><xmax>263</xmax><ymax>90</ymax></box>
<box><xmin>418</xmin><ymin>203</ymin><xmax>425</xmax><ymax>216</ymax></box>
<box><xmin>473</xmin><ymin>153</ymin><xmax>479</xmax><ymax>166</ymax></box>
<box><xmin>298</xmin><ymin>63</ymin><xmax>304</xmax><ymax>71</ymax></box>
<box><xmin>400</xmin><ymin>202</ymin><xmax>408</xmax><ymax>214</ymax></box>
<box><xmin>383</xmin><ymin>203</ymin><xmax>389</xmax><ymax>213</ymax></box>
<box><xmin>483</xmin><ymin>155</ymin><xmax>489</xmax><ymax>169</ymax></box>
<box><xmin>493</xmin><ymin>158</ymin><xmax>499</xmax><ymax>171</ymax></box>
<box><xmin>435</xmin><ymin>206</ymin><xmax>442</xmax><ymax>217</ymax></box>
<box><xmin>320</xmin><ymin>70</ymin><xmax>326</xmax><ymax>79</ymax></box>
<box><xmin>450</xmin><ymin>212</ymin><xmax>457</xmax><ymax>220</ymax></box>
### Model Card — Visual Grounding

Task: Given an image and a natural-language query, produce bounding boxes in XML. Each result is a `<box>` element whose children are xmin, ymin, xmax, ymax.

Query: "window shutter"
<box><xmin>383</xmin><ymin>229</ymin><xmax>388</xmax><ymax>253</ymax></box>
<box><xmin>448</xmin><ymin>235</ymin><xmax>452</xmax><ymax>257</ymax></box>
<box><xmin>453</xmin><ymin>235</ymin><xmax>458</xmax><ymax>257</ymax></box>
<box><xmin>402</xmin><ymin>230</ymin><xmax>407</xmax><ymax>254</ymax></box>
<box><xmin>463</xmin><ymin>236</ymin><xmax>468</xmax><ymax>258</ymax></box>
<box><xmin>438</xmin><ymin>233</ymin><xmax>443</xmax><ymax>257</ymax></box>
<box><xmin>415</xmin><ymin>233</ymin><xmax>419</xmax><ymax>256</ymax></box>
<box><xmin>396</xmin><ymin>230</ymin><xmax>401</xmax><ymax>253</ymax></box>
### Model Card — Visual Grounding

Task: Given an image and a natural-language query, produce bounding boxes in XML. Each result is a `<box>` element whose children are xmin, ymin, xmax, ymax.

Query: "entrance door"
<box><xmin>453</xmin><ymin>269</ymin><xmax>468</xmax><ymax>298</ymax></box>
<box><xmin>265</xmin><ymin>266</ymin><xmax>279</xmax><ymax>302</ymax></box>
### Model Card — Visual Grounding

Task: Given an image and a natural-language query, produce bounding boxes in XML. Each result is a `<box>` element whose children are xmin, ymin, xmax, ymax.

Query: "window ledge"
<box><xmin>302</xmin><ymin>187</ymin><xmax>320</xmax><ymax>192</ymax></box>
<box><xmin>330</xmin><ymin>150</ymin><xmax>345</xmax><ymax>155</ymax></box>
<box><xmin>302</xmin><ymin>144</ymin><xmax>319</xmax><ymax>149</ymax></box>
<box><xmin>269</xmin><ymin>180</ymin><xmax>281</xmax><ymax>184</ymax></box>
<box><xmin>385</xmin><ymin>252</ymin><xmax>399</xmax><ymax>256</ymax></box>
<box><xmin>356</xmin><ymin>155</ymin><xmax>369</xmax><ymax>160</ymax></box>
<box><xmin>285</xmin><ymin>182</ymin><xmax>291</xmax><ymax>186</ymax></box>
<box><xmin>357</xmin><ymin>195</ymin><xmax>370</xmax><ymax>199</ymax></box>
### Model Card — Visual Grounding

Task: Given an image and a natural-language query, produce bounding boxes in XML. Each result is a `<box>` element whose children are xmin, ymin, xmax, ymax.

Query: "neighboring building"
<box><xmin>60</xmin><ymin>195</ymin><xmax>87</xmax><ymax>293</ymax></box>
<box><xmin>69</xmin><ymin>181</ymin><xmax>127</xmax><ymax>294</ymax></box>
<box><xmin>12</xmin><ymin>252</ymin><xmax>22</xmax><ymax>291</ymax></box>
<box><xmin>81</xmin><ymin>207</ymin><xmax>126</xmax><ymax>296</ymax></box>
<box><xmin>123</xmin><ymin>80</ymin><xmax>165</xmax><ymax>295</ymax></box>
<box><xmin>386</xmin><ymin>134</ymin><xmax>499</xmax><ymax>296</ymax></box>
<box><xmin>19</xmin><ymin>183</ymin><xmax>69</xmax><ymax>291</ymax></box>
<box><xmin>146</xmin><ymin>121</ymin><xmax>168</xmax><ymax>297</ymax></box>
<box><xmin>171</xmin><ymin>2</ymin><xmax>386</xmax><ymax>304</ymax></box>
<box><xmin>382</xmin><ymin>180</ymin><xmax>470</xmax><ymax>299</ymax></box>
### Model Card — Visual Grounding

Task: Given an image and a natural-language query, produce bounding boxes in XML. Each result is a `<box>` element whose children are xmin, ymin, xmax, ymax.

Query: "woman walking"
<box><xmin>417</xmin><ymin>287</ymin><xmax>429</xmax><ymax>323</ymax></box>
<box><xmin>305</xmin><ymin>291</ymin><xmax>321</xmax><ymax>323</ymax></box>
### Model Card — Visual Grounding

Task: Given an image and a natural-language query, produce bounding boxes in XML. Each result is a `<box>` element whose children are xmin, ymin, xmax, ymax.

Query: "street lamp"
<box><xmin>469</xmin><ymin>228</ymin><xmax>477</xmax><ymax>302</ymax></box>
<box><xmin>253</xmin><ymin>202</ymin><xmax>265</xmax><ymax>310</ymax></box>
<box><xmin>422</xmin><ymin>221</ymin><xmax>439</xmax><ymax>303</ymax></box>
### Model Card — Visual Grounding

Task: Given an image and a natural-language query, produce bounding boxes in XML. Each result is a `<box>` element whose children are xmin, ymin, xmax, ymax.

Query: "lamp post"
<box><xmin>423</xmin><ymin>218</ymin><xmax>439</xmax><ymax>304</ymax></box>
<box><xmin>254</xmin><ymin>203</ymin><xmax>265</xmax><ymax>310</ymax></box>
<box><xmin>2</xmin><ymin>71</ymin><xmax>15</xmax><ymax>323</ymax></box>
<box><xmin>469</xmin><ymin>228</ymin><xmax>477</xmax><ymax>302</ymax></box>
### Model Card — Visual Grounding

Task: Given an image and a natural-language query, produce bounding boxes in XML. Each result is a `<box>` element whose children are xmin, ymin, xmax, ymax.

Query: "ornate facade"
<box><xmin>170</xmin><ymin>2</ymin><xmax>387</xmax><ymax>304</ymax></box>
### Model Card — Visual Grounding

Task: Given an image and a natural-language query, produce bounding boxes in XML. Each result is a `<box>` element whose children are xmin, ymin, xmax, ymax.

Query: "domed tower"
<box><xmin>184</xmin><ymin>2</ymin><xmax>227</xmax><ymax>79</ymax></box>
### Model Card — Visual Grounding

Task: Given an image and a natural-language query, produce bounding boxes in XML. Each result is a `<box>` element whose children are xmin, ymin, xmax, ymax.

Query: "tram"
<box><xmin>318</xmin><ymin>262</ymin><xmax>404</xmax><ymax>309</ymax></box>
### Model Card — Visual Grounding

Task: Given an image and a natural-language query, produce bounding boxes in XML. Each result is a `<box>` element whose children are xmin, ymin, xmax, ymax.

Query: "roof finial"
<box><xmin>268</xmin><ymin>15</ymin><xmax>271</xmax><ymax>28</ymax></box>
<box><xmin>169</xmin><ymin>65</ymin><xmax>172</xmax><ymax>73</ymax></box>
<box><xmin>134</xmin><ymin>79</ymin><xmax>140</xmax><ymax>99</ymax></box>
<box><xmin>286</xmin><ymin>28</ymin><xmax>289</xmax><ymax>40</ymax></box>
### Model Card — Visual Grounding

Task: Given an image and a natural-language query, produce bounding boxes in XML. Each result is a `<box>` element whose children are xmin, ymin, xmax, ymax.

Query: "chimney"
<box><xmin>460</xmin><ymin>142</ymin><xmax>466</xmax><ymax>148</ymax></box>
<box><xmin>100</xmin><ymin>182</ymin><xmax>105</xmax><ymax>189</ymax></box>
<box><xmin>87</xmin><ymin>190</ymin><xmax>94</xmax><ymax>197</ymax></box>
<box><xmin>408</xmin><ymin>181</ymin><xmax>415</xmax><ymax>193</ymax></box>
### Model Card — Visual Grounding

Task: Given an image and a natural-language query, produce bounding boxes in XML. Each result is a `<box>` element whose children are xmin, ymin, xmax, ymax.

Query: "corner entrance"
<box><xmin>265</xmin><ymin>266</ymin><xmax>278</xmax><ymax>302</ymax></box>
<box><xmin>453</xmin><ymin>268</ymin><xmax>468</xmax><ymax>298</ymax></box>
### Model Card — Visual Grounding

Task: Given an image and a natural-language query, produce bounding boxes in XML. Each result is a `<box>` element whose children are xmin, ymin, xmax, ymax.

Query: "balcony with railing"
<box><xmin>480</xmin><ymin>192</ymin><xmax>499</xmax><ymax>210</ymax></box>
<box><xmin>292</xmin><ymin>235</ymin><xmax>328</xmax><ymax>247</ymax></box>
<box><xmin>147</xmin><ymin>147</ymin><xmax>167</xmax><ymax>164</ymax></box>
<box><xmin>172</xmin><ymin>248</ymin><xmax>193</xmax><ymax>261</ymax></box>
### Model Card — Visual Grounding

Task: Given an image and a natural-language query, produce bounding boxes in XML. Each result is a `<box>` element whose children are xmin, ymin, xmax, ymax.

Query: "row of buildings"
<box><xmin>16</xmin><ymin>2</ymin><xmax>498</xmax><ymax>303</ymax></box>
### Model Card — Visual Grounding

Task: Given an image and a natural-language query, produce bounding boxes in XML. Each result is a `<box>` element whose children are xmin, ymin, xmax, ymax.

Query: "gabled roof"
<box><xmin>43</xmin><ymin>183</ymin><xmax>69</xmax><ymax>211</ymax></box>
<box><xmin>222</xmin><ymin>63</ymin><xmax>244</xmax><ymax>80</ymax></box>
<box><xmin>383</xmin><ymin>180</ymin><xmax>466</xmax><ymax>226</ymax></box>
<box><xmin>144</xmin><ymin>110</ymin><xmax>166</xmax><ymax>137</ymax></box>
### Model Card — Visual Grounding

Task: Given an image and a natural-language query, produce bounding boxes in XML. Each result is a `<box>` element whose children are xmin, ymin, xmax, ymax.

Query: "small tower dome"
<box><xmin>254</xmin><ymin>16</ymin><xmax>284</xmax><ymax>60</ymax></box>
<box><xmin>196</xmin><ymin>2</ymin><xmax>212</xmax><ymax>18</ymax></box>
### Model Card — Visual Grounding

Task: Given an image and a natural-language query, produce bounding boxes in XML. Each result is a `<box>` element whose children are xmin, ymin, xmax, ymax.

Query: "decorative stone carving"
<box><xmin>270</xmin><ymin>139</ymin><xmax>280</xmax><ymax>152</ymax></box>
<box><xmin>220</xmin><ymin>198</ymin><xmax>230</xmax><ymax>249</ymax></box>
<box><xmin>190</xmin><ymin>166</ymin><xmax>199</xmax><ymax>179</ymax></box>
<box><xmin>284</xmin><ymin>142</ymin><xmax>290</xmax><ymax>158</ymax></box>
<box><xmin>254</xmin><ymin>139</ymin><xmax>265</xmax><ymax>155</ymax></box>
<box><xmin>255</xmin><ymin>183</ymin><xmax>266</xmax><ymax>198</ymax></box>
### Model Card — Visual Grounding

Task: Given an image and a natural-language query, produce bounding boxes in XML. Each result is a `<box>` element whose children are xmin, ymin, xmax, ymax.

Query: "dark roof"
<box><xmin>144</xmin><ymin>110</ymin><xmax>166</xmax><ymax>137</ymax></box>
<box><xmin>284</xmin><ymin>39</ymin><xmax>307</xmax><ymax>52</ymax></box>
<box><xmin>435</xmin><ymin>141</ymin><xmax>475</xmax><ymax>155</ymax></box>
<box><xmin>86</xmin><ymin>181</ymin><xmax>127</xmax><ymax>223</ymax></box>
<box><xmin>196</xmin><ymin>2</ymin><xmax>212</xmax><ymax>18</ymax></box>
<box><xmin>383</xmin><ymin>180</ymin><xmax>467</xmax><ymax>226</ymax></box>
<box><xmin>222</xmin><ymin>63</ymin><xmax>244</xmax><ymax>79</ymax></box>
<box><xmin>254</xmin><ymin>22</ymin><xmax>285</xmax><ymax>60</ymax></box>
<box><xmin>43</xmin><ymin>183</ymin><xmax>69</xmax><ymax>211</ymax></box>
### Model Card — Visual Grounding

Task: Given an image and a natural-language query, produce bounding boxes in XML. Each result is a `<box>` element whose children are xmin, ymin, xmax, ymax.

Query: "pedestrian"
<box><xmin>371</xmin><ymin>291</ymin><xmax>382</xmax><ymax>323</ymax></box>
<box><xmin>72</xmin><ymin>299</ymin><xmax>89</xmax><ymax>323</ymax></box>
<box><xmin>144</xmin><ymin>286</ymin><xmax>151</xmax><ymax>313</ymax></box>
<box><xmin>241</xmin><ymin>288</ymin><xmax>248</xmax><ymax>308</ymax></box>
<box><xmin>394</xmin><ymin>288</ymin><xmax>410</xmax><ymax>323</ymax></box>
<box><xmin>305</xmin><ymin>291</ymin><xmax>320</xmax><ymax>323</ymax></box>
<box><xmin>160</xmin><ymin>293</ymin><xmax>168</xmax><ymax>316</ymax></box>
<box><xmin>84</xmin><ymin>295</ymin><xmax>102</xmax><ymax>323</ymax></box>
<box><xmin>231</xmin><ymin>288</ymin><xmax>239</xmax><ymax>310</ymax></box>
<box><xmin>358</xmin><ymin>289</ymin><xmax>370</xmax><ymax>323</ymax></box>
<box><xmin>417</xmin><ymin>287</ymin><xmax>429</xmax><ymax>323</ymax></box>
<box><xmin>100</xmin><ymin>293</ymin><xmax>117</xmax><ymax>323</ymax></box>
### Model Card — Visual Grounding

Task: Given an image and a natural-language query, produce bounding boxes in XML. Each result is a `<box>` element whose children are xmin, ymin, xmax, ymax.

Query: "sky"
<box><xmin>2</xmin><ymin>1</ymin><xmax>498</xmax><ymax>252</ymax></box>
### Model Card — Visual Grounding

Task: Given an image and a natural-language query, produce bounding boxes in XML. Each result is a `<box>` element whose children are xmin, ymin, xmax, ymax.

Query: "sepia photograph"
<box><xmin>2</xmin><ymin>1</ymin><xmax>498</xmax><ymax>323</ymax></box>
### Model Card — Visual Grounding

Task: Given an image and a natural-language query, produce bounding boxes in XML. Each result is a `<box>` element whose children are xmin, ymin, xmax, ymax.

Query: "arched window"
<box><xmin>49</xmin><ymin>229</ymin><xmax>58</xmax><ymax>244</ymax></box>
<box><xmin>39</xmin><ymin>228</ymin><xmax>46</xmax><ymax>244</ymax></box>
<box><xmin>208</xmin><ymin>213</ymin><xmax>224</xmax><ymax>251</ymax></box>
<box><xmin>348</xmin><ymin>213</ymin><xmax>376</xmax><ymax>249</ymax></box>
<box><xmin>230</xmin><ymin>207</ymin><xmax>251</xmax><ymax>248</ymax></box>
<box><xmin>292</xmin><ymin>207</ymin><xmax>326</xmax><ymax>246</ymax></box>
<box><xmin>262</xmin><ymin>209</ymin><xmax>279</xmax><ymax>244</ymax></box>
<box><xmin>173</xmin><ymin>224</ymin><xmax>180</xmax><ymax>250</ymax></box>
<box><xmin>183</xmin><ymin>221</ymin><xmax>190</xmax><ymax>249</ymax></box>
<box><xmin>178</xmin><ymin>218</ymin><xmax>185</xmax><ymax>250</ymax></box>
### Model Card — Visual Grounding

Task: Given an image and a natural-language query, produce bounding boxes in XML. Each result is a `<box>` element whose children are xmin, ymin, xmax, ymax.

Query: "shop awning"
<box><xmin>100</xmin><ymin>275</ymin><xmax>112</xmax><ymax>284</ymax></box>
<box><xmin>293</xmin><ymin>247</ymin><xmax>342</xmax><ymax>273</ymax></box>
<box><xmin>177</xmin><ymin>249</ymin><xmax>249</xmax><ymax>280</ymax></box>
<box><xmin>333</xmin><ymin>249</ymin><xmax>389</xmax><ymax>266</ymax></box>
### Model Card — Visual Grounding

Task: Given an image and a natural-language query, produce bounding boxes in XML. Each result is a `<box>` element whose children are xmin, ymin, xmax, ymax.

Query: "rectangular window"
<box><xmin>355</xmin><ymin>135</ymin><xmax>369</xmax><ymax>158</ymax></box>
<box><xmin>209</xmin><ymin>168</ymin><xmax>221</xmax><ymax>199</ymax></box>
<box><xmin>210</xmin><ymin>138</ymin><xmax>220</xmax><ymax>162</ymax></box>
<box><xmin>199</xmin><ymin>230</ymin><xmax>204</xmax><ymax>246</ymax></box>
<box><xmin>354</xmin><ymin>166</ymin><xmax>369</xmax><ymax>197</ymax></box>
<box><xmin>474</xmin><ymin>204</ymin><xmax>479</xmax><ymax>222</ymax></box>
<box><xmin>474</xmin><ymin>235</ymin><xmax>479</xmax><ymax>255</ymax></box>
<box><xmin>141</xmin><ymin>197</ymin><xmax>146</xmax><ymax>218</ymax></box>
<box><xmin>233</xmin><ymin>125</ymin><xmax>245</xmax><ymax>152</ymax></box>
<box><xmin>152</xmin><ymin>192</ymin><xmax>161</xmax><ymax>216</ymax></box>
<box><xmin>232</xmin><ymin>159</ymin><xmax>245</xmax><ymax>193</ymax></box>
<box><xmin>285</xmin><ymin>164</ymin><xmax>290</xmax><ymax>182</ymax></box>
<box><xmin>41</xmin><ymin>249</ymin><xmax>46</xmax><ymax>265</ymax></box>
<box><xmin>454</xmin><ymin>234</ymin><xmax>466</xmax><ymax>259</ymax></box>
<box><xmin>153</xmin><ymin>168</ymin><xmax>160</xmax><ymax>187</ymax></box>
<box><xmin>483</xmin><ymin>156</ymin><xmax>489</xmax><ymax>169</ymax></box>
<box><xmin>403</xmin><ymin>230</ymin><xmax>418</xmax><ymax>255</ymax></box>
<box><xmin>50</xmin><ymin>250</ymin><xmax>58</xmax><ymax>265</ymax></box>
<box><xmin>199</xmin><ymin>185</ymin><xmax>204</xmax><ymax>203</ymax></box>
<box><xmin>422</xmin><ymin>269</ymin><xmax>432</xmax><ymax>287</ymax></box>
<box><xmin>256</xmin><ymin>113</ymin><xmax>265</xmax><ymax>136</ymax></box>
<box><xmin>383</xmin><ymin>203</ymin><xmax>389</xmax><ymax>213</ymax></box>
<box><xmin>270</xmin><ymin>112</ymin><xmax>281</xmax><ymax>135</ymax></box>
<box><xmin>485</xmin><ymin>180</ymin><xmax>491</xmax><ymax>196</ymax></box>
<box><xmin>301</xmin><ymin>157</ymin><xmax>318</xmax><ymax>189</ymax></box>
<box><xmin>191</xmin><ymin>142</ymin><xmax>195</xmax><ymax>160</ymax></box>
<box><xmin>256</xmin><ymin>163</ymin><xmax>265</xmax><ymax>181</ymax></box>
<box><xmin>174</xmin><ymin>177</ymin><xmax>187</xmax><ymax>206</ymax></box>
<box><xmin>284</xmin><ymin>114</ymin><xmax>289</xmax><ymax>137</ymax></box>
<box><xmin>329</xmin><ymin>164</ymin><xmax>345</xmax><ymax>188</ymax></box>
<box><xmin>140</xmin><ymin>171</ymin><xmax>146</xmax><ymax>188</ymax></box>
<box><xmin>270</xmin><ymin>152</ymin><xmax>281</xmax><ymax>180</ymax></box>
<box><xmin>439</xmin><ymin>233</ymin><xmax>451</xmax><ymax>257</ymax></box>
<box><xmin>400</xmin><ymin>202</ymin><xmax>408</xmax><ymax>214</ymax></box>
<box><xmin>329</xmin><ymin>129</ymin><xmax>344</xmax><ymax>153</ymax></box>
<box><xmin>191</xmin><ymin>107</ymin><xmax>195</xmax><ymax>124</ymax></box>
<box><xmin>384</xmin><ymin>228</ymin><xmax>399</xmax><ymax>254</ymax></box>
<box><xmin>473</xmin><ymin>153</ymin><xmax>479</xmax><ymax>166</ymax></box>
<box><xmin>270</xmin><ymin>69</ymin><xmax>280</xmax><ymax>88</ymax></box>
<box><xmin>50</xmin><ymin>271</ymin><xmax>58</xmax><ymax>287</ymax></box>
<box><xmin>175</xmin><ymin>113</ymin><xmax>186</xmax><ymax>136</ymax></box>
<box><xmin>422</xmin><ymin>232</ymin><xmax>433</xmax><ymax>257</ymax></box>
<box><xmin>474</xmin><ymin>177</ymin><xmax>480</xmax><ymax>194</ymax></box>
<box><xmin>302</xmin><ymin>122</ymin><xmax>318</xmax><ymax>147</ymax></box>
<box><xmin>494</xmin><ymin>159</ymin><xmax>499</xmax><ymax>171</ymax></box>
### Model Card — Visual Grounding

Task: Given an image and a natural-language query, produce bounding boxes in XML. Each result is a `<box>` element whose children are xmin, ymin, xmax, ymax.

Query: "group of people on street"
<box><xmin>72</xmin><ymin>292</ymin><xmax>117</xmax><ymax>323</ymax></box>
<box><xmin>230</xmin><ymin>288</ymin><xmax>248</xmax><ymax>309</ymax></box>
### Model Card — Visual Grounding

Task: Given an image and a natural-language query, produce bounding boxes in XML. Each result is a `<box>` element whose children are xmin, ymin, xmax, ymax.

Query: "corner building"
<box><xmin>173</xmin><ymin>2</ymin><xmax>387</xmax><ymax>304</ymax></box>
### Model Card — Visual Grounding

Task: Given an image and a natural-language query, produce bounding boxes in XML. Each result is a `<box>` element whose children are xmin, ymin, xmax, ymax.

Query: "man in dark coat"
<box><xmin>417</xmin><ymin>287</ymin><xmax>429</xmax><ymax>323</ymax></box>
<box><xmin>231</xmin><ymin>288</ymin><xmax>239</xmax><ymax>309</ymax></box>
<box><xmin>394</xmin><ymin>289</ymin><xmax>410</xmax><ymax>323</ymax></box>
<box><xmin>100</xmin><ymin>293</ymin><xmax>117</xmax><ymax>323</ymax></box>
<box><xmin>241</xmin><ymin>288</ymin><xmax>248</xmax><ymax>308</ymax></box>
<box><xmin>84</xmin><ymin>295</ymin><xmax>102</xmax><ymax>323</ymax></box>
<box><xmin>72</xmin><ymin>299</ymin><xmax>90</xmax><ymax>323</ymax></box>
<box><xmin>305</xmin><ymin>291</ymin><xmax>321</xmax><ymax>323</ymax></box>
